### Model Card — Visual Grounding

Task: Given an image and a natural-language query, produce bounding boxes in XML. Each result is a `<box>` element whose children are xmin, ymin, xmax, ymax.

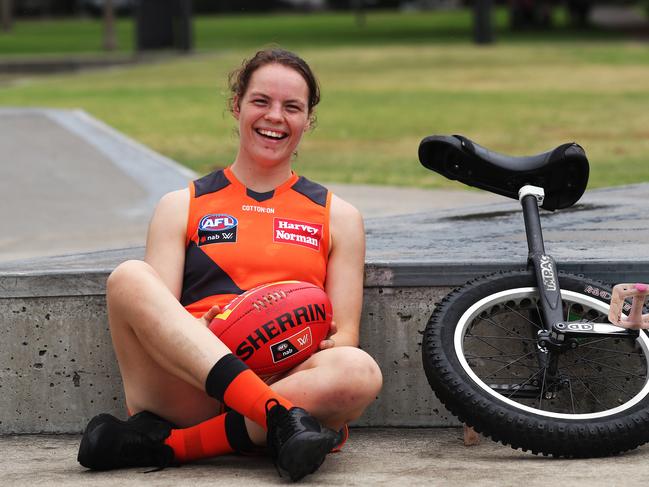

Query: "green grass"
<box><xmin>0</xmin><ymin>18</ymin><xmax>135</xmax><ymax>55</ymax></box>
<box><xmin>1</xmin><ymin>10</ymin><xmax>648</xmax><ymax>189</ymax></box>
<box><xmin>0</xmin><ymin>9</ymin><xmax>630</xmax><ymax>55</ymax></box>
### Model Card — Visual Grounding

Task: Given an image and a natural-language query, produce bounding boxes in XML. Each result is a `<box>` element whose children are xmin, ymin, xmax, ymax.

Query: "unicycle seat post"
<box><xmin>518</xmin><ymin>185</ymin><xmax>565</xmax><ymax>331</ymax></box>
<box><xmin>519</xmin><ymin>185</ymin><xmax>546</xmax><ymax>256</ymax></box>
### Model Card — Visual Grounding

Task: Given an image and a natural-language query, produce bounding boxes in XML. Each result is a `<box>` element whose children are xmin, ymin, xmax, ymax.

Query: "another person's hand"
<box><xmin>199</xmin><ymin>305</ymin><xmax>222</xmax><ymax>328</ymax></box>
<box><xmin>318</xmin><ymin>320</ymin><xmax>337</xmax><ymax>350</ymax></box>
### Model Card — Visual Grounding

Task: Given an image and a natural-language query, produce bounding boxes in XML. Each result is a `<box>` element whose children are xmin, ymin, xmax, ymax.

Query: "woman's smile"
<box><xmin>254</xmin><ymin>127</ymin><xmax>289</xmax><ymax>141</ymax></box>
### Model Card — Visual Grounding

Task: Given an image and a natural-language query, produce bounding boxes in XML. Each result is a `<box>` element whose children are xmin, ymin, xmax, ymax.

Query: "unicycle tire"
<box><xmin>422</xmin><ymin>270</ymin><xmax>649</xmax><ymax>457</ymax></box>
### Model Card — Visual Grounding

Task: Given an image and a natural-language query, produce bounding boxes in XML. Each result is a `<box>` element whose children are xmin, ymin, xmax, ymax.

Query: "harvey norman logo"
<box><xmin>274</xmin><ymin>218</ymin><xmax>322</xmax><ymax>251</ymax></box>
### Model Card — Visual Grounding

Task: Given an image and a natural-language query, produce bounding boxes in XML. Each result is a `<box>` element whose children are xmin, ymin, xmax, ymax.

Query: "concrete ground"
<box><xmin>5</xmin><ymin>428</ymin><xmax>649</xmax><ymax>487</ymax></box>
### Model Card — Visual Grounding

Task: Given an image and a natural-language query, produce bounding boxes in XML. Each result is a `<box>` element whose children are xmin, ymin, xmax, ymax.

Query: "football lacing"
<box><xmin>252</xmin><ymin>290</ymin><xmax>287</xmax><ymax>310</ymax></box>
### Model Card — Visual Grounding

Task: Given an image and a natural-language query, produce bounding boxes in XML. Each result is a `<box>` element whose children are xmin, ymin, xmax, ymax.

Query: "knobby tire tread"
<box><xmin>422</xmin><ymin>270</ymin><xmax>649</xmax><ymax>457</ymax></box>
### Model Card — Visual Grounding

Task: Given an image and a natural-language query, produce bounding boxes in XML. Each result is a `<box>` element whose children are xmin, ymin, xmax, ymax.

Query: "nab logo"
<box><xmin>198</xmin><ymin>214</ymin><xmax>238</xmax><ymax>246</ymax></box>
<box><xmin>270</xmin><ymin>327</ymin><xmax>314</xmax><ymax>363</ymax></box>
<box><xmin>199</xmin><ymin>214</ymin><xmax>237</xmax><ymax>231</ymax></box>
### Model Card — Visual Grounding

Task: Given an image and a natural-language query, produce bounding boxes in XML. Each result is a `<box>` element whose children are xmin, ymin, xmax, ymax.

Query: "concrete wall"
<box><xmin>5</xmin><ymin>259</ymin><xmax>649</xmax><ymax>433</ymax></box>
<box><xmin>0</xmin><ymin>295</ymin><xmax>122</xmax><ymax>433</ymax></box>
<box><xmin>356</xmin><ymin>286</ymin><xmax>458</xmax><ymax>427</ymax></box>
<box><xmin>0</xmin><ymin>264</ymin><xmax>459</xmax><ymax>433</ymax></box>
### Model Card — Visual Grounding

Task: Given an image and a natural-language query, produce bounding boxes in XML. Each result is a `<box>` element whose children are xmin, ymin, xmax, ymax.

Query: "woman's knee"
<box><xmin>106</xmin><ymin>260</ymin><xmax>160</xmax><ymax>319</ymax></box>
<box><xmin>107</xmin><ymin>260</ymin><xmax>154</xmax><ymax>297</ymax></box>
<box><xmin>331</xmin><ymin>347</ymin><xmax>383</xmax><ymax>404</ymax></box>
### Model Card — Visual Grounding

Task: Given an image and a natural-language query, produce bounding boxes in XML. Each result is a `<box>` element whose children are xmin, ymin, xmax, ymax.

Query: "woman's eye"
<box><xmin>253</xmin><ymin>99</ymin><xmax>267</xmax><ymax>106</ymax></box>
<box><xmin>286</xmin><ymin>105</ymin><xmax>301</xmax><ymax>112</ymax></box>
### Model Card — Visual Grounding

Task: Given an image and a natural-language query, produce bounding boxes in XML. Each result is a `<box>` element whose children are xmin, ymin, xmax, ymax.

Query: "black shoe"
<box><xmin>265</xmin><ymin>399</ymin><xmax>339</xmax><ymax>482</ymax></box>
<box><xmin>78</xmin><ymin>411</ymin><xmax>175</xmax><ymax>471</ymax></box>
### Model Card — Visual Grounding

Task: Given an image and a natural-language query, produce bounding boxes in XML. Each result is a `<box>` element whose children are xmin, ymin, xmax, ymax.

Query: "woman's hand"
<box><xmin>198</xmin><ymin>305</ymin><xmax>222</xmax><ymax>328</ymax></box>
<box><xmin>318</xmin><ymin>320</ymin><xmax>338</xmax><ymax>350</ymax></box>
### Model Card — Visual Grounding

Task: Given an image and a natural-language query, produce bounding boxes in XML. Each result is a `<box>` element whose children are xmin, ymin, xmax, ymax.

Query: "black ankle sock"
<box><xmin>205</xmin><ymin>353</ymin><xmax>249</xmax><ymax>401</ymax></box>
<box><xmin>224</xmin><ymin>410</ymin><xmax>257</xmax><ymax>454</ymax></box>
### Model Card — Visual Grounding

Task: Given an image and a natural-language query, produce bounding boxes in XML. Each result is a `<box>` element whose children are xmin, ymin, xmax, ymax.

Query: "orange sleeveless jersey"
<box><xmin>180</xmin><ymin>167</ymin><xmax>331</xmax><ymax>318</ymax></box>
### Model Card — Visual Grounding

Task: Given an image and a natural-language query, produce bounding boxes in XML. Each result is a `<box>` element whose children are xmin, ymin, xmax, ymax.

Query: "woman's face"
<box><xmin>234</xmin><ymin>63</ymin><xmax>311</xmax><ymax>168</ymax></box>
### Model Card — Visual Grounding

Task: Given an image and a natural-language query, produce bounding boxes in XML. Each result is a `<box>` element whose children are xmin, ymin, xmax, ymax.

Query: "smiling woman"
<box><xmin>76</xmin><ymin>48</ymin><xmax>382</xmax><ymax>482</ymax></box>
<box><xmin>231</xmin><ymin>63</ymin><xmax>312</xmax><ymax>186</ymax></box>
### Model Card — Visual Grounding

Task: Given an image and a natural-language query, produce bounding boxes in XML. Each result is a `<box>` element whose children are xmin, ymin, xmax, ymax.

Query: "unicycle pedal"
<box><xmin>609</xmin><ymin>283</ymin><xmax>649</xmax><ymax>329</ymax></box>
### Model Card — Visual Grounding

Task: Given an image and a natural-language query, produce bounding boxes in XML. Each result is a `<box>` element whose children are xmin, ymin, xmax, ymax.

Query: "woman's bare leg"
<box><xmin>246</xmin><ymin>347</ymin><xmax>383</xmax><ymax>443</ymax></box>
<box><xmin>106</xmin><ymin>259</ymin><xmax>230</xmax><ymax>425</ymax></box>
<box><xmin>106</xmin><ymin>260</ymin><xmax>381</xmax><ymax>445</ymax></box>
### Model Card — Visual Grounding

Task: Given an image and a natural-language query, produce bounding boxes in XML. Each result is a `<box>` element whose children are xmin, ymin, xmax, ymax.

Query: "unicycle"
<box><xmin>418</xmin><ymin>135</ymin><xmax>649</xmax><ymax>457</ymax></box>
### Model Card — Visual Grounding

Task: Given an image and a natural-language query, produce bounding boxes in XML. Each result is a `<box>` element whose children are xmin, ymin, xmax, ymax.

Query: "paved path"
<box><xmin>0</xmin><ymin>108</ymin><xmax>194</xmax><ymax>262</ymax></box>
<box><xmin>0</xmin><ymin>108</ymin><xmax>500</xmax><ymax>263</ymax></box>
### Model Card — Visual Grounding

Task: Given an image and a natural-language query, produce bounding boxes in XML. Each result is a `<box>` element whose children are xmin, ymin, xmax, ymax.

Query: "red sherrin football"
<box><xmin>209</xmin><ymin>281</ymin><xmax>332</xmax><ymax>377</ymax></box>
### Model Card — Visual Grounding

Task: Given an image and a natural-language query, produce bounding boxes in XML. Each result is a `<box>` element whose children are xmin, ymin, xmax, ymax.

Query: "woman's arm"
<box><xmin>324</xmin><ymin>194</ymin><xmax>366</xmax><ymax>348</ymax></box>
<box><xmin>143</xmin><ymin>188</ymin><xmax>190</xmax><ymax>299</ymax></box>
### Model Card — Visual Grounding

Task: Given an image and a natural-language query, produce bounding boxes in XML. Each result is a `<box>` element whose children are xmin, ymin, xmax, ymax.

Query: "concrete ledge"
<box><xmin>3</xmin><ymin>183</ymin><xmax>649</xmax><ymax>433</ymax></box>
<box><xmin>3</xmin><ymin>245</ymin><xmax>649</xmax><ymax>297</ymax></box>
<box><xmin>0</xmin><ymin>246</ymin><xmax>460</xmax><ymax>432</ymax></box>
<box><xmin>4</xmin><ymin>258</ymin><xmax>649</xmax><ymax>433</ymax></box>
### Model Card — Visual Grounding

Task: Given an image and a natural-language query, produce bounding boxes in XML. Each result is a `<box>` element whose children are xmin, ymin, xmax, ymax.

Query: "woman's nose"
<box><xmin>265</xmin><ymin>102</ymin><xmax>283</xmax><ymax>121</ymax></box>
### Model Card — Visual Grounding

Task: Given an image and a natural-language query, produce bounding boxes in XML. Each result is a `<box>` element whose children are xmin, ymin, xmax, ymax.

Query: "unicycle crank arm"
<box><xmin>489</xmin><ymin>383</ymin><xmax>541</xmax><ymax>398</ymax></box>
<box><xmin>552</xmin><ymin>321</ymin><xmax>640</xmax><ymax>340</ymax></box>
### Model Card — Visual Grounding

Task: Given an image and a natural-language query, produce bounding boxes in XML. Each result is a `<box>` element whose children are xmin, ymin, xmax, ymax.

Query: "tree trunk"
<box><xmin>1</xmin><ymin>0</ymin><xmax>13</xmax><ymax>33</ymax></box>
<box><xmin>509</xmin><ymin>0</ymin><xmax>553</xmax><ymax>30</ymax></box>
<box><xmin>352</xmin><ymin>0</ymin><xmax>365</xmax><ymax>28</ymax></box>
<box><xmin>103</xmin><ymin>0</ymin><xmax>117</xmax><ymax>51</ymax></box>
<box><xmin>474</xmin><ymin>0</ymin><xmax>494</xmax><ymax>44</ymax></box>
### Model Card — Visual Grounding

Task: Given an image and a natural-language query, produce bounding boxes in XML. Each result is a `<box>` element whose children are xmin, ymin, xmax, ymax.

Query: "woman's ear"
<box><xmin>305</xmin><ymin>113</ymin><xmax>315</xmax><ymax>132</ymax></box>
<box><xmin>232</xmin><ymin>95</ymin><xmax>241</xmax><ymax>119</ymax></box>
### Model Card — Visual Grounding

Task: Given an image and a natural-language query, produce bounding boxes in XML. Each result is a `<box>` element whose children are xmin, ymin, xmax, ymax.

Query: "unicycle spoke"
<box><xmin>482</xmin><ymin>350</ymin><xmax>538</xmax><ymax>380</ymax></box>
<box><xmin>476</xmin><ymin>314</ymin><xmax>535</xmax><ymax>340</ymax></box>
<box><xmin>564</xmin><ymin>355</ymin><xmax>646</xmax><ymax>380</ymax></box>
<box><xmin>538</xmin><ymin>366</ymin><xmax>549</xmax><ymax>410</ymax></box>
<box><xmin>575</xmin><ymin>360</ymin><xmax>641</xmax><ymax>396</ymax></box>
<box><xmin>465</xmin><ymin>335</ymin><xmax>536</xmax><ymax>341</ymax></box>
<box><xmin>465</xmin><ymin>332</ymin><xmax>515</xmax><ymax>357</ymax></box>
<box><xmin>502</xmin><ymin>302</ymin><xmax>544</xmax><ymax>331</ymax></box>
<box><xmin>567</xmin><ymin>376</ymin><xmax>576</xmax><ymax>414</ymax></box>
<box><xmin>500</xmin><ymin>368</ymin><xmax>544</xmax><ymax>400</ymax></box>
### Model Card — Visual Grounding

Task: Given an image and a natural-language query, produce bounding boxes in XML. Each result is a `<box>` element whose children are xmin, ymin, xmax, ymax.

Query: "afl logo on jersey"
<box><xmin>200</xmin><ymin>214</ymin><xmax>237</xmax><ymax>231</ymax></box>
<box><xmin>198</xmin><ymin>214</ymin><xmax>238</xmax><ymax>246</ymax></box>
